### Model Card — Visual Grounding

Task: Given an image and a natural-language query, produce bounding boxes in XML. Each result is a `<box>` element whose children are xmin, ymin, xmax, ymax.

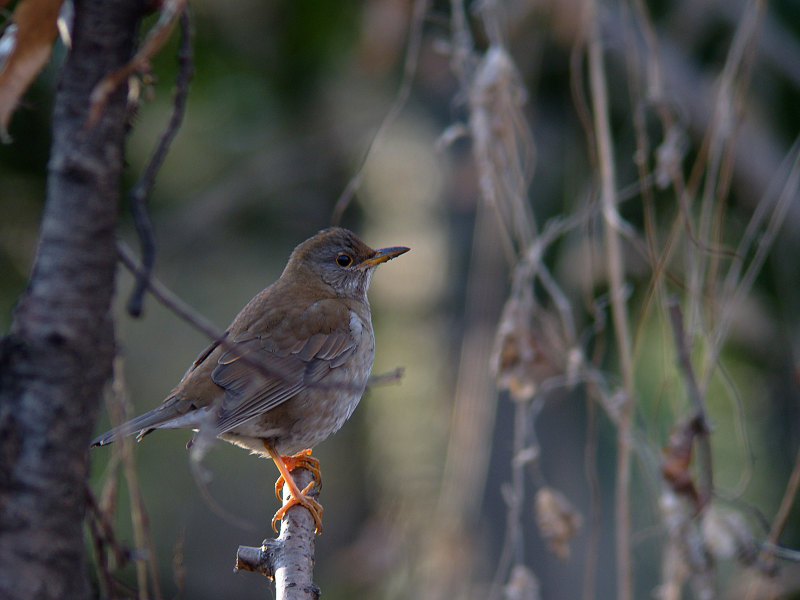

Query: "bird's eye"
<box><xmin>336</xmin><ymin>254</ymin><xmax>353</xmax><ymax>267</ymax></box>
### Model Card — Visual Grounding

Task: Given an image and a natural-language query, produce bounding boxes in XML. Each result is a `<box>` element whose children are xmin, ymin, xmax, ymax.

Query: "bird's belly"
<box><xmin>223</xmin><ymin>379</ymin><xmax>367</xmax><ymax>456</ymax></box>
<box><xmin>279</xmin><ymin>345</ymin><xmax>373</xmax><ymax>453</ymax></box>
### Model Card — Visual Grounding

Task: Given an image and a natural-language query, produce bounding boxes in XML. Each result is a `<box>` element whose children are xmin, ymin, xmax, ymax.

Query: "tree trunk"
<box><xmin>0</xmin><ymin>1</ymin><xmax>143</xmax><ymax>598</ymax></box>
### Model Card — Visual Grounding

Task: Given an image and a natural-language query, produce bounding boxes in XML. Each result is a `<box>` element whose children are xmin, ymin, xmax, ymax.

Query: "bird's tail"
<box><xmin>90</xmin><ymin>401</ymin><xmax>186</xmax><ymax>447</ymax></box>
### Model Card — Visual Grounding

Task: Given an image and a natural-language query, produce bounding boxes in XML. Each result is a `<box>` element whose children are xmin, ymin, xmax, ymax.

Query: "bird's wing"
<box><xmin>210</xmin><ymin>303</ymin><xmax>358</xmax><ymax>434</ymax></box>
<box><xmin>179</xmin><ymin>336</ymin><xmax>223</xmax><ymax>381</ymax></box>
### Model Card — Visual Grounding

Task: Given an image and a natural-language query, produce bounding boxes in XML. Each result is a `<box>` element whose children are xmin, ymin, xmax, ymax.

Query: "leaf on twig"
<box><xmin>0</xmin><ymin>0</ymin><xmax>62</xmax><ymax>140</ymax></box>
<box><xmin>492</xmin><ymin>292</ymin><xmax>569</xmax><ymax>402</ymax></box>
<box><xmin>661</xmin><ymin>416</ymin><xmax>708</xmax><ymax>509</ymax></box>
<box><xmin>534</xmin><ymin>487</ymin><xmax>582</xmax><ymax>560</ymax></box>
<box><xmin>86</xmin><ymin>0</ymin><xmax>186</xmax><ymax>128</ymax></box>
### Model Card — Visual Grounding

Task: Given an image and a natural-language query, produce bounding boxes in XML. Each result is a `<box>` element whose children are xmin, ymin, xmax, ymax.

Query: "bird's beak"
<box><xmin>357</xmin><ymin>246</ymin><xmax>410</xmax><ymax>269</ymax></box>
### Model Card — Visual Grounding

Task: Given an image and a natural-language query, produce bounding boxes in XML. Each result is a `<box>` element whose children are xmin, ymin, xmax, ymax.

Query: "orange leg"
<box><xmin>272</xmin><ymin>448</ymin><xmax>323</xmax><ymax>500</ymax></box>
<box><xmin>264</xmin><ymin>444</ymin><xmax>323</xmax><ymax>534</ymax></box>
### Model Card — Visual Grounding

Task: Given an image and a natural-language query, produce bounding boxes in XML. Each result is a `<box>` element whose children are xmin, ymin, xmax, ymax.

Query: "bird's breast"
<box><xmin>265</xmin><ymin>308</ymin><xmax>374</xmax><ymax>455</ymax></box>
<box><xmin>345</xmin><ymin>308</ymin><xmax>375</xmax><ymax>389</ymax></box>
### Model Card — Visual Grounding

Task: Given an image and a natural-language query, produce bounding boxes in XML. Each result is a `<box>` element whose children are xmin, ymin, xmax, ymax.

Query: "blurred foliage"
<box><xmin>2</xmin><ymin>0</ymin><xmax>800</xmax><ymax>599</ymax></box>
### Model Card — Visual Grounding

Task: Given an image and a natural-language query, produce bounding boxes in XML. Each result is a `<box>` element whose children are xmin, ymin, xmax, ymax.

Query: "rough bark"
<box><xmin>0</xmin><ymin>1</ymin><xmax>143</xmax><ymax>598</ymax></box>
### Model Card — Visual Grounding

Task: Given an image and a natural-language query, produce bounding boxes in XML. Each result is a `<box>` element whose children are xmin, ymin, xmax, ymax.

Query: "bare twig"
<box><xmin>87</xmin><ymin>0</ymin><xmax>187</xmax><ymax>127</ymax></box>
<box><xmin>449</xmin><ymin>1</ymin><xmax>537</xmax><ymax>261</ymax></box>
<box><xmin>330</xmin><ymin>0</ymin><xmax>428</xmax><ymax>225</ymax></box>
<box><xmin>489</xmin><ymin>398</ymin><xmax>537</xmax><ymax>600</ymax></box>
<box><xmin>582</xmin><ymin>393</ymin><xmax>600</xmax><ymax>600</ymax></box>
<box><xmin>116</xmin><ymin>238</ymin><xmax>235</xmax><ymax>358</ymax></box>
<box><xmin>686</xmin><ymin>0</ymin><xmax>765</xmax><ymax>349</ymax></box>
<box><xmin>583</xmin><ymin>0</ymin><xmax>636</xmax><ymax>598</ymax></box>
<box><xmin>172</xmin><ymin>527</ymin><xmax>187</xmax><ymax>598</ymax></box>
<box><xmin>235</xmin><ymin>541</ymin><xmax>278</xmax><ymax>579</ymax></box>
<box><xmin>703</xmin><ymin>138</ymin><xmax>800</xmax><ymax>388</ymax></box>
<box><xmin>127</xmin><ymin>9</ymin><xmax>194</xmax><ymax>317</ymax></box>
<box><xmin>429</xmin><ymin>202</ymin><xmax>506</xmax><ymax>600</ymax></box>
<box><xmin>85</xmin><ymin>486</ymin><xmax>137</xmax><ymax>598</ymax></box>
<box><xmin>367</xmin><ymin>367</ymin><xmax>405</xmax><ymax>387</ymax></box>
<box><xmin>667</xmin><ymin>299</ymin><xmax>713</xmax><ymax>507</ymax></box>
<box><xmin>235</xmin><ymin>468</ymin><xmax>320</xmax><ymax>600</ymax></box>
<box><xmin>111</xmin><ymin>358</ymin><xmax>164</xmax><ymax>600</ymax></box>
<box><xmin>756</xmin><ymin>444</ymin><xmax>800</xmax><ymax>573</ymax></box>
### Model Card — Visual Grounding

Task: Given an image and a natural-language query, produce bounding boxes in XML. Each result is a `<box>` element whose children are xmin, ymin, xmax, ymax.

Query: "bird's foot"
<box><xmin>271</xmin><ymin>449</ymin><xmax>323</xmax><ymax>534</ymax></box>
<box><xmin>273</xmin><ymin>449</ymin><xmax>322</xmax><ymax>500</ymax></box>
<box><xmin>271</xmin><ymin>480</ymin><xmax>324</xmax><ymax>534</ymax></box>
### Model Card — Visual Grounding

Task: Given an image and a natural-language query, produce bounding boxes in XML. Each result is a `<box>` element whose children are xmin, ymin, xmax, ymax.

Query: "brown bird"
<box><xmin>92</xmin><ymin>227</ymin><xmax>409</xmax><ymax>533</ymax></box>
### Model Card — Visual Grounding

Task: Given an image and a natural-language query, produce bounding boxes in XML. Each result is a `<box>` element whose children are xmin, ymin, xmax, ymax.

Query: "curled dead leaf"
<box><xmin>0</xmin><ymin>0</ymin><xmax>62</xmax><ymax>139</ymax></box>
<box><xmin>661</xmin><ymin>415</ymin><xmax>709</xmax><ymax>509</ymax></box>
<box><xmin>534</xmin><ymin>487</ymin><xmax>582</xmax><ymax>560</ymax></box>
<box><xmin>492</xmin><ymin>291</ymin><xmax>570</xmax><ymax>402</ymax></box>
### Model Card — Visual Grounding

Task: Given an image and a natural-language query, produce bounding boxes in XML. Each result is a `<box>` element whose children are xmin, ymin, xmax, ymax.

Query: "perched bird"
<box><xmin>92</xmin><ymin>227</ymin><xmax>409</xmax><ymax>533</ymax></box>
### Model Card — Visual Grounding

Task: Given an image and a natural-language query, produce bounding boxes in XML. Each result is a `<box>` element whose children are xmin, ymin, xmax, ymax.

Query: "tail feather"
<box><xmin>90</xmin><ymin>402</ymin><xmax>188</xmax><ymax>447</ymax></box>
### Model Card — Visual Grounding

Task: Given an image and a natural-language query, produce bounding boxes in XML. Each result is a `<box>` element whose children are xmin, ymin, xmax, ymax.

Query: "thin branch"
<box><xmin>127</xmin><ymin>9</ymin><xmax>193</xmax><ymax>317</ymax></box>
<box><xmin>87</xmin><ymin>0</ymin><xmax>187</xmax><ymax>127</ymax></box>
<box><xmin>330</xmin><ymin>0</ymin><xmax>428</xmax><ymax>225</ymax></box>
<box><xmin>117</xmin><ymin>238</ymin><xmax>232</xmax><ymax>352</ymax></box>
<box><xmin>235</xmin><ymin>541</ymin><xmax>277</xmax><ymax>579</ymax></box>
<box><xmin>582</xmin><ymin>393</ymin><xmax>600</xmax><ymax>600</ymax></box>
<box><xmin>667</xmin><ymin>299</ymin><xmax>713</xmax><ymax>507</ymax></box>
<box><xmin>488</xmin><ymin>398</ymin><xmax>538</xmax><ymax>600</ymax></box>
<box><xmin>430</xmin><ymin>201</ymin><xmax>505</xmax><ymax>600</ymax></box>
<box><xmin>111</xmin><ymin>359</ymin><xmax>163</xmax><ymax>600</ymax></box>
<box><xmin>584</xmin><ymin>1</ymin><xmax>636</xmax><ymax>599</ymax></box>
<box><xmin>687</xmin><ymin>0</ymin><xmax>765</xmax><ymax>355</ymax></box>
<box><xmin>367</xmin><ymin>366</ymin><xmax>405</xmax><ymax>387</ymax></box>
<box><xmin>762</xmin><ymin>444</ymin><xmax>800</xmax><ymax>560</ymax></box>
<box><xmin>85</xmin><ymin>486</ymin><xmax>137</xmax><ymax>598</ymax></box>
<box><xmin>705</xmin><ymin>137</ymin><xmax>800</xmax><ymax>384</ymax></box>
<box><xmin>762</xmin><ymin>543</ymin><xmax>800</xmax><ymax>563</ymax></box>
<box><xmin>742</xmin><ymin>446</ymin><xmax>800</xmax><ymax>597</ymax></box>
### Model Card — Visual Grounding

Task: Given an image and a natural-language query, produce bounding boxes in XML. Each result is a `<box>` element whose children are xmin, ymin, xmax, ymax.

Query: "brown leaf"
<box><xmin>534</xmin><ymin>487</ymin><xmax>582</xmax><ymax>560</ymax></box>
<box><xmin>491</xmin><ymin>292</ymin><xmax>570</xmax><ymax>401</ymax></box>
<box><xmin>661</xmin><ymin>415</ymin><xmax>707</xmax><ymax>508</ymax></box>
<box><xmin>0</xmin><ymin>0</ymin><xmax>61</xmax><ymax>138</ymax></box>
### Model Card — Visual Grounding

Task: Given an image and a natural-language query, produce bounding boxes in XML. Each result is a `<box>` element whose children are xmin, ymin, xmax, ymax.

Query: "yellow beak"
<box><xmin>357</xmin><ymin>246</ymin><xmax>410</xmax><ymax>269</ymax></box>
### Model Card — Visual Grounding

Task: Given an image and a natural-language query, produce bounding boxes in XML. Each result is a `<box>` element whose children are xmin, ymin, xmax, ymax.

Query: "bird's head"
<box><xmin>284</xmin><ymin>228</ymin><xmax>409</xmax><ymax>299</ymax></box>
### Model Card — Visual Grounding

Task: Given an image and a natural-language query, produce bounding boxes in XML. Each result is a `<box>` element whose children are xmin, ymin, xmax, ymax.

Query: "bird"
<box><xmin>92</xmin><ymin>227</ymin><xmax>409</xmax><ymax>533</ymax></box>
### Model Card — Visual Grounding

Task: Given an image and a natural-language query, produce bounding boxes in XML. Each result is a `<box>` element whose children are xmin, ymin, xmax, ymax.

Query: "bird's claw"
<box><xmin>272</xmin><ymin>449</ymin><xmax>324</xmax><ymax>534</ymax></box>
<box><xmin>273</xmin><ymin>449</ymin><xmax>323</xmax><ymax>500</ymax></box>
<box><xmin>271</xmin><ymin>480</ymin><xmax>323</xmax><ymax>534</ymax></box>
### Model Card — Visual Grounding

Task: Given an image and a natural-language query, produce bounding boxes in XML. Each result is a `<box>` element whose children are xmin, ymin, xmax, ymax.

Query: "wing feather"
<box><xmin>209</xmin><ymin>310</ymin><xmax>358</xmax><ymax>434</ymax></box>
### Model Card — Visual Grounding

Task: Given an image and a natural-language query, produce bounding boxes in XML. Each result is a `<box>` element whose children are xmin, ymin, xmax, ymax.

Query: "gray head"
<box><xmin>283</xmin><ymin>228</ymin><xmax>409</xmax><ymax>299</ymax></box>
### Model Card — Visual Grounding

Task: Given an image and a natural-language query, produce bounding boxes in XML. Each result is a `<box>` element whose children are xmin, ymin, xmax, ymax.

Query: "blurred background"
<box><xmin>2</xmin><ymin>0</ymin><xmax>800</xmax><ymax>598</ymax></box>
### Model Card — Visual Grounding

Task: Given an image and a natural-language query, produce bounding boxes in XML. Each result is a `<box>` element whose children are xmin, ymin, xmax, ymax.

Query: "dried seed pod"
<box><xmin>492</xmin><ymin>292</ymin><xmax>568</xmax><ymax>402</ymax></box>
<box><xmin>534</xmin><ymin>487</ymin><xmax>583</xmax><ymax>560</ymax></box>
<box><xmin>504</xmin><ymin>564</ymin><xmax>541</xmax><ymax>600</ymax></box>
